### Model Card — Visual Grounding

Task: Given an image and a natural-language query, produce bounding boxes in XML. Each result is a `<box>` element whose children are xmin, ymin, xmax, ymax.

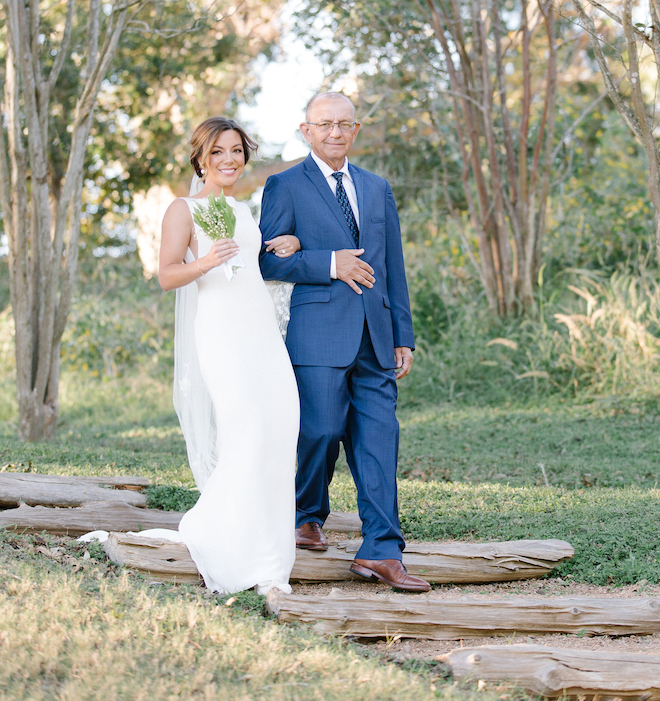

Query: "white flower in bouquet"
<box><xmin>193</xmin><ymin>191</ymin><xmax>245</xmax><ymax>281</ymax></box>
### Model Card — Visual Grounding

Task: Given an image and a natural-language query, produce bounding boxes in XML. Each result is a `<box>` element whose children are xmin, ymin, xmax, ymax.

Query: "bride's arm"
<box><xmin>158</xmin><ymin>199</ymin><xmax>240</xmax><ymax>291</ymax></box>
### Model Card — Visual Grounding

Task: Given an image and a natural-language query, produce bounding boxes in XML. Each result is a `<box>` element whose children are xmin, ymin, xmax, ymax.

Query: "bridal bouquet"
<box><xmin>193</xmin><ymin>191</ymin><xmax>245</xmax><ymax>281</ymax></box>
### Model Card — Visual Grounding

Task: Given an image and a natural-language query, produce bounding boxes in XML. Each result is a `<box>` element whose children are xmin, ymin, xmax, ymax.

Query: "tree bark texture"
<box><xmin>424</xmin><ymin>0</ymin><xmax>557</xmax><ymax>314</ymax></box>
<box><xmin>267</xmin><ymin>590</ymin><xmax>660</xmax><ymax>640</ymax></box>
<box><xmin>440</xmin><ymin>644</ymin><xmax>660</xmax><ymax>698</ymax></box>
<box><xmin>0</xmin><ymin>500</ymin><xmax>181</xmax><ymax>534</ymax></box>
<box><xmin>102</xmin><ymin>532</ymin><xmax>573</xmax><ymax>585</ymax></box>
<box><xmin>0</xmin><ymin>472</ymin><xmax>149</xmax><ymax>508</ymax></box>
<box><xmin>572</xmin><ymin>0</ymin><xmax>660</xmax><ymax>268</ymax></box>
<box><xmin>0</xmin><ymin>0</ymin><xmax>143</xmax><ymax>440</ymax></box>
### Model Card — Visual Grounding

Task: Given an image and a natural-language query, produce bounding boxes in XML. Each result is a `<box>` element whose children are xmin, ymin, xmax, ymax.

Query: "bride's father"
<box><xmin>259</xmin><ymin>92</ymin><xmax>430</xmax><ymax>593</ymax></box>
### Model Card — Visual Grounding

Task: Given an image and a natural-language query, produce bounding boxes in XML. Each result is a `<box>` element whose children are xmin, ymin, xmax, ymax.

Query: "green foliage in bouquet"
<box><xmin>192</xmin><ymin>191</ymin><xmax>236</xmax><ymax>240</ymax></box>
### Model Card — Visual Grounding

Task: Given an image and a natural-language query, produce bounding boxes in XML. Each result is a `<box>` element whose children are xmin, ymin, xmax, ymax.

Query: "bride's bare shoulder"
<box><xmin>161</xmin><ymin>199</ymin><xmax>195</xmax><ymax>241</ymax></box>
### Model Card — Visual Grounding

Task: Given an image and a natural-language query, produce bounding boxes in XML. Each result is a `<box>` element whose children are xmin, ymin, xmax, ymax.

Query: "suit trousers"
<box><xmin>293</xmin><ymin>324</ymin><xmax>405</xmax><ymax>561</ymax></box>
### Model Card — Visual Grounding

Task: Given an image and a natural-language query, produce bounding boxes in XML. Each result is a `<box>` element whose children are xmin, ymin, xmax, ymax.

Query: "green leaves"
<box><xmin>192</xmin><ymin>191</ymin><xmax>236</xmax><ymax>241</ymax></box>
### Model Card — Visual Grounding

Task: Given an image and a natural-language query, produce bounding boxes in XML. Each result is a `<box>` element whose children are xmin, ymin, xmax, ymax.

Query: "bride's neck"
<box><xmin>198</xmin><ymin>183</ymin><xmax>235</xmax><ymax>198</ymax></box>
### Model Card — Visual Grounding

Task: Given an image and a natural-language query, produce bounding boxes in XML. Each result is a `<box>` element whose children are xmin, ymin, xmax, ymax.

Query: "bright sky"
<box><xmin>237</xmin><ymin>2</ymin><xmax>326</xmax><ymax>161</ymax></box>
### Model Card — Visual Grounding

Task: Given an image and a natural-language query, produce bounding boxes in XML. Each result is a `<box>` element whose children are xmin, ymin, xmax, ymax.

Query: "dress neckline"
<box><xmin>187</xmin><ymin>194</ymin><xmax>236</xmax><ymax>202</ymax></box>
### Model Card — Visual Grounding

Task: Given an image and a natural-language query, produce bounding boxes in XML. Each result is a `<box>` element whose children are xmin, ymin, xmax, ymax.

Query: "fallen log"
<box><xmin>0</xmin><ymin>473</ymin><xmax>149</xmax><ymax>508</ymax></box>
<box><xmin>439</xmin><ymin>644</ymin><xmax>660</xmax><ymax>699</ymax></box>
<box><xmin>0</xmin><ymin>497</ymin><xmax>358</xmax><ymax>537</ymax></box>
<box><xmin>101</xmin><ymin>533</ymin><xmax>572</xmax><ymax>585</ymax></box>
<box><xmin>292</xmin><ymin>538</ymin><xmax>574</xmax><ymax>583</ymax></box>
<box><xmin>104</xmin><ymin>532</ymin><xmax>201</xmax><ymax>584</ymax></box>
<box><xmin>266</xmin><ymin>590</ymin><xmax>660</xmax><ymax>639</ymax></box>
<box><xmin>0</xmin><ymin>501</ymin><xmax>182</xmax><ymax>535</ymax></box>
<box><xmin>324</xmin><ymin>512</ymin><xmax>361</xmax><ymax>533</ymax></box>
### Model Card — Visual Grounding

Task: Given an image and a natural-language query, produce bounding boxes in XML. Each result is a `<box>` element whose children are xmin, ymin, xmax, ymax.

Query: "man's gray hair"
<box><xmin>305</xmin><ymin>92</ymin><xmax>356</xmax><ymax>121</ymax></box>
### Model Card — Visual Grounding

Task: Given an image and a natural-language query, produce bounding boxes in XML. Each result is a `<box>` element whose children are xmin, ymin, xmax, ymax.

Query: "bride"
<box><xmin>155</xmin><ymin>117</ymin><xmax>301</xmax><ymax>595</ymax></box>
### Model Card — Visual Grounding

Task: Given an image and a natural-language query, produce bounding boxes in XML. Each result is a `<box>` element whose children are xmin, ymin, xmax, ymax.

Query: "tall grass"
<box><xmin>405</xmin><ymin>265</ymin><xmax>660</xmax><ymax>411</ymax></box>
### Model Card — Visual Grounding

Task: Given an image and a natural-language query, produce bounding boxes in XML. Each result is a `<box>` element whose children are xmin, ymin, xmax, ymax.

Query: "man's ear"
<box><xmin>300</xmin><ymin>123</ymin><xmax>313</xmax><ymax>145</ymax></box>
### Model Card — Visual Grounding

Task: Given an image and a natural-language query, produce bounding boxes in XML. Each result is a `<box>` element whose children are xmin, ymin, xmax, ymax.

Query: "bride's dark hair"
<box><xmin>190</xmin><ymin>117</ymin><xmax>258</xmax><ymax>178</ymax></box>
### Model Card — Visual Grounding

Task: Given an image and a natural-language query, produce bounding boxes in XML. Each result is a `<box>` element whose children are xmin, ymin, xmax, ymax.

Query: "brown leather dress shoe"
<box><xmin>350</xmin><ymin>558</ymin><xmax>431</xmax><ymax>592</ymax></box>
<box><xmin>295</xmin><ymin>522</ymin><xmax>328</xmax><ymax>551</ymax></box>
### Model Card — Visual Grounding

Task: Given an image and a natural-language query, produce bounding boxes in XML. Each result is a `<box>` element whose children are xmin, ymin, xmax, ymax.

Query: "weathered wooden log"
<box><xmin>439</xmin><ymin>644</ymin><xmax>660</xmax><ymax>698</ymax></box>
<box><xmin>324</xmin><ymin>512</ymin><xmax>361</xmax><ymax>533</ymax></box>
<box><xmin>0</xmin><ymin>501</ymin><xmax>182</xmax><ymax>535</ymax></box>
<box><xmin>101</xmin><ymin>533</ymin><xmax>573</xmax><ymax>585</ymax></box>
<box><xmin>266</xmin><ymin>590</ymin><xmax>660</xmax><ymax>639</ymax></box>
<box><xmin>292</xmin><ymin>538</ymin><xmax>574</xmax><ymax>583</ymax></box>
<box><xmin>104</xmin><ymin>532</ymin><xmax>201</xmax><ymax>584</ymax></box>
<box><xmin>0</xmin><ymin>497</ymin><xmax>358</xmax><ymax>536</ymax></box>
<box><xmin>0</xmin><ymin>472</ymin><xmax>149</xmax><ymax>508</ymax></box>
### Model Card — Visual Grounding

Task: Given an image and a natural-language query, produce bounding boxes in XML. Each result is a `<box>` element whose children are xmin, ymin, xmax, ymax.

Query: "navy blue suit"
<box><xmin>259</xmin><ymin>154</ymin><xmax>414</xmax><ymax>560</ymax></box>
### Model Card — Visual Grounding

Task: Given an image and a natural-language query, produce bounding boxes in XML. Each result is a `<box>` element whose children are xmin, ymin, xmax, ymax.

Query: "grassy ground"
<box><xmin>1</xmin><ymin>369</ymin><xmax>660</xmax><ymax>697</ymax></box>
<box><xmin>3</xmin><ymin>531</ymin><xmax>496</xmax><ymax>701</ymax></box>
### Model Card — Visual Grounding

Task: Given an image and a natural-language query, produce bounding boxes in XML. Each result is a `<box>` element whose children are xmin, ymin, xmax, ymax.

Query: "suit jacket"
<box><xmin>259</xmin><ymin>153</ymin><xmax>415</xmax><ymax>368</ymax></box>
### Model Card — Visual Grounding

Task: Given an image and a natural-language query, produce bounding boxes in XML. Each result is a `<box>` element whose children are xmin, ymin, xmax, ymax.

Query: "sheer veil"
<box><xmin>172</xmin><ymin>173</ymin><xmax>217</xmax><ymax>491</ymax></box>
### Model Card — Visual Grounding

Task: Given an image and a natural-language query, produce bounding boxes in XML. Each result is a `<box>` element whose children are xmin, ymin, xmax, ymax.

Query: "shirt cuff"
<box><xmin>330</xmin><ymin>251</ymin><xmax>337</xmax><ymax>279</ymax></box>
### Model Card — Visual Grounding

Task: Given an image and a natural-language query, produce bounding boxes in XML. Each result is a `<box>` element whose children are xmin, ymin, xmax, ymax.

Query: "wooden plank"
<box><xmin>104</xmin><ymin>532</ymin><xmax>201</xmax><ymax>584</ymax></box>
<box><xmin>0</xmin><ymin>501</ymin><xmax>182</xmax><ymax>535</ymax></box>
<box><xmin>0</xmin><ymin>472</ymin><xmax>149</xmax><ymax>508</ymax></box>
<box><xmin>292</xmin><ymin>539</ymin><xmax>574</xmax><ymax>583</ymax></box>
<box><xmin>440</xmin><ymin>644</ymin><xmax>660</xmax><ymax>698</ymax></box>
<box><xmin>102</xmin><ymin>533</ymin><xmax>573</xmax><ymax>586</ymax></box>
<box><xmin>266</xmin><ymin>590</ymin><xmax>660</xmax><ymax>640</ymax></box>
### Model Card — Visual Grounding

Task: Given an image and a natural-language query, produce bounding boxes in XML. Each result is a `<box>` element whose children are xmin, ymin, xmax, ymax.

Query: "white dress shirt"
<box><xmin>310</xmin><ymin>151</ymin><xmax>360</xmax><ymax>279</ymax></box>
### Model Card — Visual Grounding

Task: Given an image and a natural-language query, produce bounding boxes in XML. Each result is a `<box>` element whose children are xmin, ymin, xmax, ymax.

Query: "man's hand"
<box><xmin>336</xmin><ymin>248</ymin><xmax>375</xmax><ymax>294</ymax></box>
<box><xmin>394</xmin><ymin>347</ymin><xmax>413</xmax><ymax>379</ymax></box>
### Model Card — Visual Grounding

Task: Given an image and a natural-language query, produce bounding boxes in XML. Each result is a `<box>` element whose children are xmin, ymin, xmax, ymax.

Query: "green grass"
<box><xmin>3</xmin><ymin>370</ymin><xmax>660</xmax><ymax>587</ymax></box>
<box><xmin>0</xmin><ymin>531</ymin><xmax>500</xmax><ymax>700</ymax></box>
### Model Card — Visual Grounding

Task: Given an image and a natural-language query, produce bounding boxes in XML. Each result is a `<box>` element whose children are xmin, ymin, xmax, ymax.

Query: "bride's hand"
<box><xmin>200</xmin><ymin>239</ymin><xmax>240</xmax><ymax>272</ymax></box>
<box><xmin>265</xmin><ymin>235</ymin><xmax>301</xmax><ymax>258</ymax></box>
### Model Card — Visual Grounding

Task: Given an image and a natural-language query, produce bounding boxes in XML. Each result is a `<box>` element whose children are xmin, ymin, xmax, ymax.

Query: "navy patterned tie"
<box><xmin>332</xmin><ymin>172</ymin><xmax>359</xmax><ymax>246</ymax></box>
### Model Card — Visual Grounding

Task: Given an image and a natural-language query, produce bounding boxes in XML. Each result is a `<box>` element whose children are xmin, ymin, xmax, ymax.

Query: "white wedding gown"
<box><xmin>117</xmin><ymin>196</ymin><xmax>299</xmax><ymax>595</ymax></box>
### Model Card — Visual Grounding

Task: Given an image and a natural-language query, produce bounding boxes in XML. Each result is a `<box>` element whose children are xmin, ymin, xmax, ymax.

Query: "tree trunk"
<box><xmin>572</xmin><ymin>0</ymin><xmax>660</xmax><ymax>268</ymax></box>
<box><xmin>425</xmin><ymin>0</ymin><xmax>558</xmax><ymax>316</ymax></box>
<box><xmin>0</xmin><ymin>0</ymin><xmax>140</xmax><ymax>441</ymax></box>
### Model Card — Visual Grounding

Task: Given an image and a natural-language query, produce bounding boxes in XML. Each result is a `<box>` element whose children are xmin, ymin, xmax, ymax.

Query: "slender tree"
<box><xmin>299</xmin><ymin>0</ymin><xmax>560</xmax><ymax>315</ymax></box>
<box><xmin>572</xmin><ymin>0</ymin><xmax>660</xmax><ymax>266</ymax></box>
<box><xmin>0</xmin><ymin>0</ymin><xmax>232</xmax><ymax>440</ymax></box>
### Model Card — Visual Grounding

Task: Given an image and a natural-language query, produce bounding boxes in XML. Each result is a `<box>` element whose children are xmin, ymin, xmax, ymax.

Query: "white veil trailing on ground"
<box><xmin>172</xmin><ymin>174</ymin><xmax>217</xmax><ymax>491</ymax></box>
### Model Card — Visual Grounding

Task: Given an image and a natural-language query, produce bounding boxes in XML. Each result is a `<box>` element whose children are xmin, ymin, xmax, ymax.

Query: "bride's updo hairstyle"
<box><xmin>190</xmin><ymin>117</ymin><xmax>258</xmax><ymax>178</ymax></box>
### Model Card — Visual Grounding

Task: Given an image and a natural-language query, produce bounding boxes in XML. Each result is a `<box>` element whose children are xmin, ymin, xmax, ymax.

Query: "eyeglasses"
<box><xmin>306</xmin><ymin>121</ymin><xmax>358</xmax><ymax>132</ymax></box>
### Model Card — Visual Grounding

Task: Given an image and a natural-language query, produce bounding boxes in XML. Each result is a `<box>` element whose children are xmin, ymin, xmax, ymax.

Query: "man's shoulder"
<box><xmin>349</xmin><ymin>162</ymin><xmax>389</xmax><ymax>189</ymax></box>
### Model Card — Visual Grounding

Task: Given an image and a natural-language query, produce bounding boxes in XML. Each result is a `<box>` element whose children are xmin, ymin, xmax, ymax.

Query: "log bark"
<box><xmin>324</xmin><ymin>512</ymin><xmax>362</xmax><ymax>533</ymax></box>
<box><xmin>0</xmin><ymin>500</ymin><xmax>181</xmax><ymax>535</ymax></box>
<box><xmin>104</xmin><ymin>532</ymin><xmax>201</xmax><ymax>584</ymax></box>
<box><xmin>0</xmin><ymin>472</ymin><xmax>149</xmax><ymax>508</ymax></box>
<box><xmin>266</xmin><ymin>590</ymin><xmax>660</xmax><ymax>640</ymax></box>
<box><xmin>440</xmin><ymin>644</ymin><xmax>660</xmax><ymax>698</ymax></box>
<box><xmin>292</xmin><ymin>538</ymin><xmax>573</xmax><ymax>583</ymax></box>
<box><xmin>102</xmin><ymin>533</ymin><xmax>573</xmax><ymax>586</ymax></box>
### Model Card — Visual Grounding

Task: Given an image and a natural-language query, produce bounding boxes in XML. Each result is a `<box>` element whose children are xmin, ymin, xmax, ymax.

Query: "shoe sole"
<box><xmin>296</xmin><ymin>543</ymin><xmax>328</xmax><ymax>551</ymax></box>
<box><xmin>350</xmin><ymin>563</ymin><xmax>431</xmax><ymax>593</ymax></box>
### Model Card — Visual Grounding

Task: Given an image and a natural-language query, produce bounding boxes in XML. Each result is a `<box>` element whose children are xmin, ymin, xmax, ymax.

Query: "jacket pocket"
<box><xmin>371</xmin><ymin>217</ymin><xmax>386</xmax><ymax>224</ymax></box>
<box><xmin>383</xmin><ymin>294</ymin><xmax>391</xmax><ymax>309</ymax></box>
<box><xmin>290</xmin><ymin>290</ymin><xmax>332</xmax><ymax>307</ymax></box>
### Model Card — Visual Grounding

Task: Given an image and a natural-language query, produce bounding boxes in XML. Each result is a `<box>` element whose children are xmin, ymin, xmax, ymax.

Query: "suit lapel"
<box><xmin>303</xmin><ymin>155</ymin><xmax>357</xmax><ymax>248</ymax></box>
